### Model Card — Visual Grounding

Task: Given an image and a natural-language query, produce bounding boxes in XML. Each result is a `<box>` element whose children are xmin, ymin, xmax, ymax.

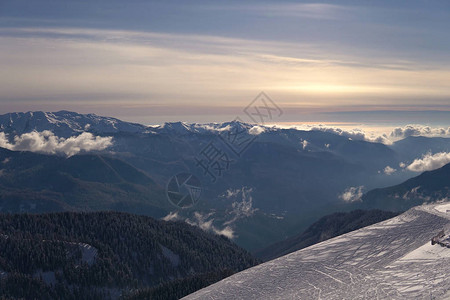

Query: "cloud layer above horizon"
<box><xmin>0</xmin><ymin>0</ymin><xmax>449</xmax><ymax>124</ymax></box>
<box><xmin>290</xmin><ymin>124</ymin><xmax>450</xmax><ymax>145</ymax></box>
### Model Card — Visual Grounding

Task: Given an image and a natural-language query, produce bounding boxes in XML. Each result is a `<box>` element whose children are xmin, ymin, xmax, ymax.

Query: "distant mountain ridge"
<box><xmin>0</xmin><ymin>111</ymin><xmax>147</xmax><ymax>137</ymax></box>
<box><xmin>0</xmin><ymin>147</ymin><xmax>168</xmax><ymax>216</ymax></box>
<box><xmin>1</xmin><ymin>110</ymin><xmax>449</xmax><ymax>251</ymax></box>
<box><xmin>0</xmin><ymin>111</ymin><xmax>261</xmax><ymax>137</ymax></box>
<box><xmin>390</xmin><ymin>136</ymin><xmax>450</xmax><ymax>161</ymax></box>
<box><xmin>360</xmin><ymin>162</ymin><xmax>450</xmax><ymax>211</ymax></box>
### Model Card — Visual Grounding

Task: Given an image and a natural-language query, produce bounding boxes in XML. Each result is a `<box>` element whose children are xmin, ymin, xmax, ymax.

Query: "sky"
<box><xmin>0</xmin><ymin>0</ymin><xmax>449</xmax><ymax>126</ymax></box>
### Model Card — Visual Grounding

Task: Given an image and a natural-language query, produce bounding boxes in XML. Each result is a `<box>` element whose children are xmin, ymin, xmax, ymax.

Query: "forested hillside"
<box><xmin>0</xmin><ymin>212</ymin><xmax>258</xmax><ymax>299</ymax></box>
<box><xmin>0</xmin><ymin>147</ymin><xmax>168</xmax><ymax>217</ymax></box>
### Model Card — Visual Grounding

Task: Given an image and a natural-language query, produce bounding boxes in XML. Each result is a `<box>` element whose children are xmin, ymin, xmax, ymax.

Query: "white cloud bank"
<box><xmin>406</xmin><ymin>152</ymin><xmax>450</xmax><ymax>172</ymax></box>
<box><xmin>0</xmin><ymin>131</ymin><xmax>113</xmax><ymax>156</ymax></box>
<box><xmin>287</xmin><ymin>124</ymin><xmax>450</xmax><ymax>145</ymax></box>
<box><xmin>303</xmin><ymin>125</ymin><xmax>392</xmax><ymax>144</ymax></box>
<box><xmin>390</xmin><ymin>125</ymin><xmax>450</xmax><ymax>139</ymax></box>
<box><xmin>339</xmin><ymin>186</ymin><xmax>364</xmax><ymax>202</ymax></box>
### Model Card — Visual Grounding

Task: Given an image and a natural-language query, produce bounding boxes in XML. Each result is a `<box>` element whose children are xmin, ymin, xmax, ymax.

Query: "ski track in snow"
<box><xmin>184</xmin><ymin>203</ymin><xmax>450</xmax><ymax>300</ymax></box>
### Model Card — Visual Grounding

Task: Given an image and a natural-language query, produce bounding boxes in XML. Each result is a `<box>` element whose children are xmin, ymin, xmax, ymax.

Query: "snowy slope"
<box><xmin>184</xmin><ymin>202</ymin><xmax>450</xmax><ymax>300</ymax></box>
<box><xmin>0</xmin><ymin>111</ymin><xmax>148</xmax><ymax>137</ymax></box>
<box><xmin>0</xmin><ymin>111</ymin><xmax>262</xmax><ymax>137</ymax></box>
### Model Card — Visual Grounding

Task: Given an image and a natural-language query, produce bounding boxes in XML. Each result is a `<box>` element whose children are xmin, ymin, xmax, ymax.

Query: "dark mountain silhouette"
<box><xmin>359</xmin><ymin>162</ymin><xmax>450</xmax><ymax>211</ymax></box>
<box><xmin>0</xmin><ymin>147</ymin><xmax>168</xmax><ymax>217</ymax></box>
<box><xmin>390</xmin><ymin>136</ymin><xmax>450</xmax><ymax>162</ymax></box>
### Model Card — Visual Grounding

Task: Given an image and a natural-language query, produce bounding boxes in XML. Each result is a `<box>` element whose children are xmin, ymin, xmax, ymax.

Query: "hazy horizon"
<box><xmin>1</xmin><ymin>0</ymin><xmax>449</xmax><ymax>125</ymax></box>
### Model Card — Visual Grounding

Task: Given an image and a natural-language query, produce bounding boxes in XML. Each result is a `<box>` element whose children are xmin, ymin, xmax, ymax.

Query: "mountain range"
<box><xmin>1</xmin><ymin>110</ymin><xmax>449</xmax><ymax>299</ymax></box>
<box><xmin>0</xmin><ymin>147</ymin><xmax>168</xmax><ymax>217</ymax></box>
<box><xmin>359</xmin><ymin>162</ymin><xmax>450</xmax><ymax>211</ymax></box>
<box><xmin>1</xmin><ymin>110</ymin><xmax>449</xmax><ymax>250</ymax></box>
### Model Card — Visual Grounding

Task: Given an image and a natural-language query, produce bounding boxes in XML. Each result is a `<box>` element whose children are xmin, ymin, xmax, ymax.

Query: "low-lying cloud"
<box><xmin>383</xmin><ymin>166</ymin><xmax>397</xmax><ymax>175</ymax></box>
<box><xmin>288</xmin><ymin>123</ymin><xmax>450</xmax><ymax>145</ymax></box>
<box><xmin>249</xmin><ymin>125</ymin><xmax>266</xmax><ymax>135</ymax></box>
<box><xmin>222</xmin><ymin>187</ymin><xmax>258</xmax><ymax>226</ymax></box>
<box><xmin>186</xmin><ymin>212</ymin><xmax>235</xmax><ymax>239</ymax></box>
<box><xmin>301</xmin><ymin>139</ymin><xmax>309</xmax><ymax>150</ymax></box>
<box><xmin>406</xmin><ymin>152</ymin><xmax>450</xmax><ymax>172</ymax></box>
<box><xmin>307</xmin><ymin>126</ymin><xmax>391</xmax><ymax>144</ymax></box>
<box><xmin>161</xmin><ymin>187</ymin><xmax>260</xmax><ymax>239</ymax></box>
<box><xmin>339</xmin><ymin>186</ymin><xmax>364</xmax><ymax>202</ymax></box>
<box><xmin>162</xmin><ymin>211</ymin><xmax>235</xmax><ymax>239</ymax></box>
<box><xmin>390</xmin><ymin>125</ymin><xmax>450</xmax><ymax>139</ymax></box>
<box><xmin>162</xmin><ymin>211</ymin><xmax>180</xmax><ymax>222</ymax></box>
<box><xmin>0</xmin><ymin>131</ymin><xmax>113</xmax><ymax>156</ymax></box>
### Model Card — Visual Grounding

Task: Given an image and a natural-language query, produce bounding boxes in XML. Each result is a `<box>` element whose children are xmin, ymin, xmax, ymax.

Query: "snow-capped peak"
<box><xmin>0</xmin><ymin>111</ymin><xmax>147</xmax><ymax>137</ymax></box>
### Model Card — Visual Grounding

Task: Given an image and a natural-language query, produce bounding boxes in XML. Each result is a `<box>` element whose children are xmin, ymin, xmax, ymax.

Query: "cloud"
<box><xmin>389</xmin><ymin>125</ymin><xmax>450</xmax><ymax>139</ymax></box>
<box><xmin>308</xmin><ymin>125</ymin><xmax>391</xmax><ymax>144</ymax></box>
<box><xmin>186</xmin><ymin>212</ymin><xmax>235</xmax><ymax>239</ymax></box>
<box><xmin>208</xmin><ymin>3</ymin><xmax>354</xmax><ymax>20</ymax></box>
<box><xmin>213</xmin><ymin>227</ymin><xmax>235</xmax><ymax>239</ymax></box>
<box><xmin>163</xmin><ymin>211</ymin><xmax>235</xmax><ymax>239</ymax></box>
<box><xmin>223</xmin><ymin>188</ymin><xmax>240</xmax><ymax>199</ymax></box>
<box><xmin>2</xmin><ymin>27</ymin><xmax>450</xmax><ymax>123</ymax></box>
<box><xmin>292</xmin><ymin>123</ymin><xmax>450</xmax><ymax>145</ymax></box>
<box><xmin>398</xmin><ymin>186</ymin><xmax>449</xmax><ymax>203</ymax></box>
<box><xmin>162</xmin><ymin>187</ymin><xmax>256</xmax><ymax>239</ymax></box>
<box><xmin>249</xmin><ymin>125</ymin><xmax>266</xmax><ymax>135</ymax></box>
<box><xmin>162</xmin><ymin>211</ymin><xmax>180</xmax><ymax>222</ymax></box>
<box><xmin>399</xmin><ymin>162</ymin><xmax>406</xmax><ymax>168</ymax></box>
<box><xmin>0</xmin><ymin>131</ymin><xmax>113</xmax><ymax>156</ymax></box>
<box><xmin>339</xmin><ymin>186</ymin><xmax>364</xmax><ymax>203</ymax></box>
<box><xmin>383</xmin><ymin>166</ymin><xmax>397</xmax><ymax>175</ymax></box>
<box><xmin>301</xmin><ymin>139</ymin><xmax>309</xmax><ymax>150</ymax></box>
<box><xmin>267</xmin><ymin>3</ymin><xmax>352</xmax><ymax>20</ymax></box>
<box><xmin>222</xmin><ymin>187</ymin><xmax>258</xmax><ymax>226</ymax></box>
<box><xmin>401</xmin><ymin>186</ymin><xmax>432</xmax><ymax>202</ymax></box>
<box><xmin>406</xmin><ymin>152</ymin><xmax>450</xmax><ymax>172</ymax></box>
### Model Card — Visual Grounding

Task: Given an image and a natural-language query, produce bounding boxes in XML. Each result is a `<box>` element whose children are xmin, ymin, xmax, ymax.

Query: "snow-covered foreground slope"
<box><xmin>184</xmin><ymin>203</ymin><xmax>450</xmax><ymax>300</ymax></box>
